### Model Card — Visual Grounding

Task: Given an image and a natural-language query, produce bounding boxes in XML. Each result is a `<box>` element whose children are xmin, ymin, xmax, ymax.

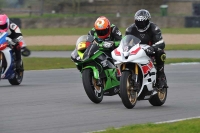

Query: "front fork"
<box><xmin>122</xmin><ymin>63</ymin><xmax>140</xmax><ymax>90</ymax></box>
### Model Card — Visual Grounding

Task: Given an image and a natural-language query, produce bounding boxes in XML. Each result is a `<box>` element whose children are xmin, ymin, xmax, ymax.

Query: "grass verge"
<box><xmin>21</xmin><ymin>28</ymin><xmax>200</xmax><ymax>36</ymax></box>
<box><xmin>27</xmin><ymin>44</ymin><xmax>200</xmax><ymax>51</ymax></box>
<box><xmin>97</xmin><ymin>118</ymin><xmax>200</xmax><ymax>133</ymax></box>
<box><xmin>23</xmin><ymin>57</ymin><xmax>200</xmax><ymax>70</ymax></box>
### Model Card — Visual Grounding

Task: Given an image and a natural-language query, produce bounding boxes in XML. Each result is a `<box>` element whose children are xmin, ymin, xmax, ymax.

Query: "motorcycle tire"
<box><xmin>21</xmin><ymin>48</ymin><xmax>31</xmax><ymax>57</ymax></box>
<box><xmin>120</xmin><ymin>71</ymin><xmax>138</xmax><ymax>109</ymax></box>
<box><xmin>82</xmin><ymin>68</ymin><xmax>103</xmax><ymax>104</ymax></box>
<box><xmin>149</xmin><ymin>87</ymin><xmax>167</xmax><ymax>106</ymax></box>
<box><xmin>8</xmin><ymin>61</ymin><xmax>24</xmax><ymax>85</ymax></box>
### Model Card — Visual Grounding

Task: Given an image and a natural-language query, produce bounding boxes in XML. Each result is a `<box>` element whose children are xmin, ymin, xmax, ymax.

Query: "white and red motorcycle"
<box><xmin>111</xmin><ymin>35</ymin><xmax>167</xmax><ymax>109</ymax></box>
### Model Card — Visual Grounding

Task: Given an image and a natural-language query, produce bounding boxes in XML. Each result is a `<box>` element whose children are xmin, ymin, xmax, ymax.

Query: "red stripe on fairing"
<box><xmin>114</xmin><ymin>49</ymin><xmax>121</xmax><ymax>56</ymax></box>
<box><xmin>130</xmin><ymin>47</ymin><xmax>141</xmax><ymax>55</ymax></box>
<box><xmin>141</xmin><ymin>61</ymin><xmax>153</xmax><ymax>75</ymax></box>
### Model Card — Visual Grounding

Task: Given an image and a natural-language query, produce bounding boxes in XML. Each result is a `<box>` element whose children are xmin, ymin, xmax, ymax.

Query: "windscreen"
<box><xmin>75</xmin><ymin>35</ymin><xmax>94</xmax><ymax>48</ymax></box>
<box><xmin>119</xmin><ymin>35</ymin><xmax>141</xmax><ymax>52</ymax></box>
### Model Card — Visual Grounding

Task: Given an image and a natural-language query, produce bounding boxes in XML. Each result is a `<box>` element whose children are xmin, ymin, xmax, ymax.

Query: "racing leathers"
<box><xmin>88</xmin><ymin>24</ymin><xmax>122</xmax><ymax>85</ymax></box>
<box><xmin>7</xmin><ymin>21</ymin><xmax>24</xmax><ymax>71</ymax></box>
<box><xmin>125</xmin><ymin>22</ymin><xmax>168</xmax><ymax>88</ymax></box>
<box><xmin>88</xmin><ymin>24</ymin><xmax>122</xmax><ymax>58</ymax></box>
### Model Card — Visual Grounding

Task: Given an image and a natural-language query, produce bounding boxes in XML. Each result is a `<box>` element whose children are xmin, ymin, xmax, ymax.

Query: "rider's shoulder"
<box><xmin>9</xmin><ymin>22</ymin><xmax>18</xmax><ymax>30</ymax></box>
<box><xmin>125</xmin><ymin>24</ymin><xmax>135</xmax><ymax>33</ymax></box>
<box><xmin>149</xmin><ymin>22</ymin><xmax>161</xmax><ymax>33</ymax></box>
<box><xmin>88</xmin><ymin>28</ymin><xmax>95</xmax><ymax>35</ymax></box>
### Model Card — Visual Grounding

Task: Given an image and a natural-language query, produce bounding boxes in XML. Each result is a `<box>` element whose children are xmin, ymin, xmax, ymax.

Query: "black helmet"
<box><xmin>134</xmin><ymin>9</ymin><xmax>151</xmax><ymax>32</ymax></box>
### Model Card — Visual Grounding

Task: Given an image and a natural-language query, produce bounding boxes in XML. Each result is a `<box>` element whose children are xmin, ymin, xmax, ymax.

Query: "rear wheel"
<box><xmin>149</xmin><ymin>87</ymin><xmax>167</xmax><ymax>106</ymax></box>
<box><xmin>120</xmin><ymin>71</ymin><xmax>137</xmax><ymax>109</ymax></box>
<box><xmin>8</xmin><ymin>61</ymin><xmax>24</xmax><ymax>85</ymax></box>
<box><xmin>82</xmin><ymin>69</ymin><xmax>103</xmax><ymax>103</ymax></box>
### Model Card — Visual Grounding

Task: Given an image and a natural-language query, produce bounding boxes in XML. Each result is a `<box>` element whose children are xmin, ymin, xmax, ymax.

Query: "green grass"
<box><xmin>23</xmin><ymin>57</ymin><xmax>75</xmax><ymax>70</ymax></box>
<box><xmin>21</xmin><ymin>27</ymin><xmax>200</xmax><ymax>36</ymax></box>
<box><xmin>10</xmin><ymin>13</ymin><xmax>118</xmax><ymax>19</ymax></box>
<box><xmin>27</xmin><ymin>44</ymin><xmax>200</xmax><ymax>51</ymax></box>
<box><xmin>28</xmin><ymin>45</ymin><xmax>75</xmax><ymax>51</ymax></box>
<box><xmin>165</xmin><ymin>44</ymin><xmax>200</xmax><ymax>50</ymax></box>
<box><xmin>161</xmin><ymin>28</ymin><xmax>200</xmax><ymax>34</ymax></box>
<box><xmin>98</xmin><ymin>118</ymin><xmax>200</xmax><ymax>133</ymax></box>
<box><xmin>23</xmin><ymin>57</ymin><xmax>200</xmax><ymax>70</ymax></box>
<box><xmin>21</xmin><ymin>27</ymin><xmax>92</xmax><ymax>36</ymax></box>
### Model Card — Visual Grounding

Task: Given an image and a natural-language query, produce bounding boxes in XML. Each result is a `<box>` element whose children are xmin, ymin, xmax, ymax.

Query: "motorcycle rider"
<box><xmin>0</xmin><ymin>14</ymin><xmax>26</xmax><ymax>71</ymax></box>
<box><xmin>88</xmin><ymin>16</ymin><xmax>122</xmax><ymax>58</ymax></box>
<box><xmin>88</xmin><ymin>16</ymin><xmax>122</xmax><ymax>85</ymax></box>
<box><xmin>125</xmin><ymin>9</ymin><xmax>168</xmax><ymax>89</ymax></box>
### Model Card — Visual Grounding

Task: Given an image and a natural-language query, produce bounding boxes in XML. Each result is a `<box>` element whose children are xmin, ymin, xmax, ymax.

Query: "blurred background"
<box><xmin>0</xmin><ymin>0</ymin><xmax>200</xmax><ymax>29</ymax></box>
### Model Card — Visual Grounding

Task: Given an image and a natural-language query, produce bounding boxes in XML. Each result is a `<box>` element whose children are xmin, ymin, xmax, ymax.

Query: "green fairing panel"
<box><xmin>82</xmin><ymin>66</ymin><xmax>99</xmax><ymax>79</ymax></box>
<box><xmin>104</xmin><ymin>69</ymin><xmax>120</xmax><ymax>90</ymax></box>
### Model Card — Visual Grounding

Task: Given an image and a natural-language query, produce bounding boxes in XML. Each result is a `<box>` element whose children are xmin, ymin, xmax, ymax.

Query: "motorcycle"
<box><xmin>111</xmin><ymin>35</ymin><xmax>167</xmax><ymax>109</ymax></box>
<box><xmin>0</xmin><ymin>32</ymin><xmax>24</xmax><ymax>85</ymax></box>
<box><xmin>71</xmin><ymin>35</ymin><xmax>120</xmax><ymax>103</ymax></box>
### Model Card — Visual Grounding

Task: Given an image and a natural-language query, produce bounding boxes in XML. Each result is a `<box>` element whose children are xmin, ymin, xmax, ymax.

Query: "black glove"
<box><xmin>145</xmin><ymin>46</ymin><xmax>155</xmax><ymax>55</ymax></box>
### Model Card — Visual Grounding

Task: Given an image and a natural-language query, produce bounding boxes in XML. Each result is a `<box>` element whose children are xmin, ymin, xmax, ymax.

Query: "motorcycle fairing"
<box><xmin>1</xmin><ymin>49</ymin><xmax>15</xmax><ymax>79</ymax></box>
<box><xmin>0</xmin><ymin>33</ymin><xmax>15</xmax><ymax>79</ymax></box>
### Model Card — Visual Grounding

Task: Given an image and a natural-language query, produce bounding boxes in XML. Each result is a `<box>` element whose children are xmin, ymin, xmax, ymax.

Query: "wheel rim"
<box><xmin>127</xmin><ymin>75</ymin><xmax>137</xmax><ymax>105</ymax></box>
<box><xmin>16</xmin><ymin>71</ymin><xmax>23</xmax><ymax>82</ymax></box>
<box><xmin>92</xmin><ymin>78</ymin><xmax>102</xmax><ymax>98</ymax></box>
<box><xmin>158</xmin><ymin>88</ymin><xmax>166</xmax><ymax>101</ymax></box>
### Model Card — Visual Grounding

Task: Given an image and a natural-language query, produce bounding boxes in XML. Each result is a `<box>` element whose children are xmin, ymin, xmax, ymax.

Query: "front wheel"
<box><xmin>120</xmin><ymin>71</ymin><xmax>138</xmax><ymax>109</ymax></box>
<box><xmin>149</xmin><ymin>87</ymin><xmax>167</xmax><ymax>106</ymax></box>
<box><xmin>82</xmin><ymin>69</ymin><xmax>103</xmax><ymax>104</ymax></box>
<box><xmin>8</xmin><ymin>61</ymin><xmax>24</xmax><ymax>85</ymax></box>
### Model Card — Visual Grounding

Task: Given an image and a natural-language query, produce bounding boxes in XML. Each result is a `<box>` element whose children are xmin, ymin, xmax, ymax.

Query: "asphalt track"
<box><xmin>0</xmin><ymin>64</ymin><xmax>200</xmax><ymax>133</ymax></box>
<box><xmin>29</xmin><ymin>50</ymin><xmax>200</xmax><ymax>58</ymax></box>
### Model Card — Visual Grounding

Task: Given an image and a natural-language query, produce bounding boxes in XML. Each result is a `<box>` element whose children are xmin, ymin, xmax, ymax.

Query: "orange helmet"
<box><xmin>94</xmin><ymin>16</ymin><xmax>111</xmax><ymax>39</ymax></box>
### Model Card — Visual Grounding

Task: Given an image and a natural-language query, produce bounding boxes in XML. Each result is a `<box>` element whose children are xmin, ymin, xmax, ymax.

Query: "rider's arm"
<box><xmin>111</xmin><ymin>25</ymin><xmax>122</xmax><ymax>48</ymax></box>
<box><xmin>151</xmin><ymin>24</ymin><xmax>165</xmax><ymax>50</ymax></box>
<box><xmin>9</xmin><ymin>22</ymin><xmax>23</xmax><ymax>42</ymax></box>
<box><xmin>88</xmin><ymin>28</ymin><xmax>95</xmax><ymax>36</ymax></box>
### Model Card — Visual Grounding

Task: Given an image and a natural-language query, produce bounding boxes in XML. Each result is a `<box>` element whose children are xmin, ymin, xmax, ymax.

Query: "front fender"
<box><xmin>82</xmin><ymin>66</ymin><xmax>99</xmax><ymax>79</ymax></box>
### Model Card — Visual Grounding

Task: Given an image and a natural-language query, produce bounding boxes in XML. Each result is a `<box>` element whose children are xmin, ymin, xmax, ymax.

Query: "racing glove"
<box><xmin>145</xmin><ymin>46</ymin><xmax>155</xmax><ymax>55</ymax></box>
<box><xmin>98</xmin><ymin>41</ymin><xmax>114</xmax><ymax>49</ymax></box>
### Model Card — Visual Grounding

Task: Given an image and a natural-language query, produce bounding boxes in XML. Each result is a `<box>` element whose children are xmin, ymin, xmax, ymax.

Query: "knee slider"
<box><xmin>160</xmin><ymin>54</ymin><xmax>166</xmax><ymax>61</ymax></box>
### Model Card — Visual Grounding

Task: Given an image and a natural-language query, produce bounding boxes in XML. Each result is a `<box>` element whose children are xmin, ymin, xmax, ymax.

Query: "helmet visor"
<box><xmin>96</xmin><ymin>27</ymin><xmax>109</xmax><ymax>36</ymax></box>
<box><xmin>135</xmin><ymin>20</ymin><xmax>149</xmax><ymax>30</ymax></box>
<box><xmin>0</xmin><ymin>23</ymin><xmax>8</xmax><ymax>30</ymax></box>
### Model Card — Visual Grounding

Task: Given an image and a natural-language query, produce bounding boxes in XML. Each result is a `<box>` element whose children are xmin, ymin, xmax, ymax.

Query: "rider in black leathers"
<box><xmin>125</xmin><ymin>9</ymin><xmax>168</xmax><ymax>89</ymax></box>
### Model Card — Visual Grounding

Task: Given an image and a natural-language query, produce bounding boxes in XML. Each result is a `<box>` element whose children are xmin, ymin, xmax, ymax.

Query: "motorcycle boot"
<box><xmin>14</xmin><ymin>44</ymin><xmax>24</xmax><ymax>72</ymax></box>
<box><xmin>156</xmin><ymin>65</ymin><xmax>168</xmax><ymax>89</ymax></box>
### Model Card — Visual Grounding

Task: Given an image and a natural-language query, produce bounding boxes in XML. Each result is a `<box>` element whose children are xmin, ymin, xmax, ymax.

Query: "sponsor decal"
<box><xmin>96</xmin><ymin>20</ymin><xmax>105</xmax><ymax>29</ymax></box>
<box><xmin>141</xmin><ymin>60</ymin><xmax>153</xmax><ymax>75</ymax></box>
<box><xmin>161</xmin><ymin>54</ymin><xmax>166</xmax><ymax>61</ymax></box>
<box><xmin>10</xmin><ymin>23</ymin><xmax>16</xmax><ymax>30</ymax></box>
<box><xmin>140</xmin><ymin>34</ymin><xmax>145</xmax><ymax>38</ymax></box>
<box><xmin>116</xmin><ymin>30</ymin><xmax>122</xmax><ymax>36</ymax></box>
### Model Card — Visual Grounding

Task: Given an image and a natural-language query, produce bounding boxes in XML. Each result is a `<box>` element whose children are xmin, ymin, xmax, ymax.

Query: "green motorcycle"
<box><xmin>71</xmin><ymin>35</ymin><xmax>120</xmax><ymax>103</ymax></box>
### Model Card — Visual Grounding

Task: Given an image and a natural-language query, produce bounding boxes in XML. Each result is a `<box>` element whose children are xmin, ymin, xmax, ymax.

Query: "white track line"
<box><xmin>85</xmin><ymin>116</ymin><xmax>200</xmax><ymax>133</ymax></box>
<box><xmin>155</xmin><ymin>116</ymin><xmax>200</xmax><ymax>124</ymax></box>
